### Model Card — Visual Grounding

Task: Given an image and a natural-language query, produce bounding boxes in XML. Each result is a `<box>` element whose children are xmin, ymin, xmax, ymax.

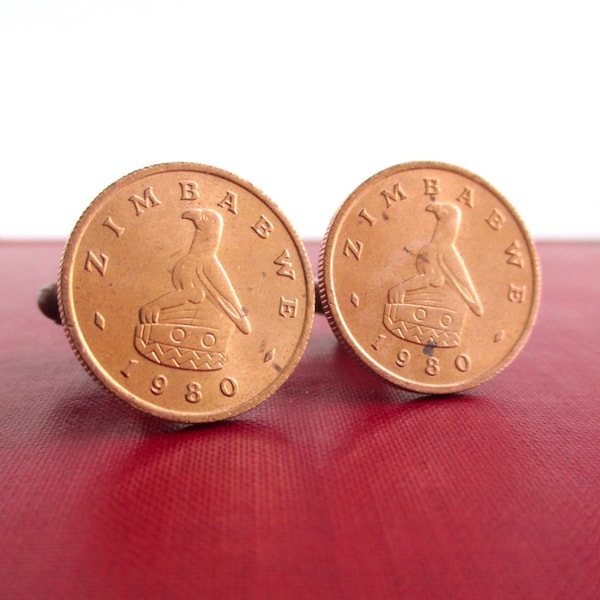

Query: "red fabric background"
<box><xmin>1</xmin><ymin>241</ymin><xmax>599</xmax><ymax>599</ymax></box>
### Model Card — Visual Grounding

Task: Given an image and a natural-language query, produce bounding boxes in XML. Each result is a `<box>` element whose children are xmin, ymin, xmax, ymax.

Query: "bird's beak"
<box><xmin>426</xmin><ymin>203</ymin><xmax>437</xmax><ymax>213</ymax></box>
<box><xmin>182</xmin><ymin>209</ymin><xmax>202</xmax><ymax>221</ymax></box>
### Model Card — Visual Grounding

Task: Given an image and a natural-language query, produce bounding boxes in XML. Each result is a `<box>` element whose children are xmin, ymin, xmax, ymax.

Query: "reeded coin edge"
<box><xmin>318</xmin><ymin>161</ymin><xmax>541</xmax><ymax>394</ymax></box>
<box><xmin>58</xmin><ymin>162</ymin><xmax>315</xmax><ymax>422</ymax></box>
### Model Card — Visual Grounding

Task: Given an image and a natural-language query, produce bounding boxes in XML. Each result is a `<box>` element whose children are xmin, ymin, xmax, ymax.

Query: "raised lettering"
<box><xmin>396</xmin><ymin>349</ymin><xmax>410</xmax><ymax>367</ymax></box>
<box><xmin>252</xmin><ymin>215</ymin><xmax>274</xmax><ymax>239</ymax></box>
<box><xmin>128</xmin><ymin>187</ymin><xmax>161</xmax><ymax>216</ymax></box>
<box><xmin>371</xmin><ymin>334</ymin><xmax>386</xmax><ymax>351</ymax></box>
<box><xmin>279</xmin><ymin>297</ymin><xmax>298</xmax><ymax>319</ymax></box>
<box><xmin>505</xmin><ymin>240</ymin><xmax>524</xmax><ymax>268</ymax></box>
<box><xmin>185</xmin><ymin>382</ymin><xmax>202</xmax><ymax>403</ymax></box>
<box><xmin>150</xmin><ymin>375</ymin><xmax>168</xmax><ymax>395</ymax></box>
<box><xmin>508</xmin><ymin>283</ymin><xmax>526</xmax><ymax>304</ymax></box>
<box><xmin>456</xmin><ymin>187</ymin><xmax>473</xmax><ymax>208</ymax></box>
<box><xmin>380</xmin><ymin>183</ymin><xmax>408</xmax><ymax>208</ymax></box>
<box><xmin>424</xmin><ymin>178</ymin><xmax>441</xmax><ymax>195</ymax></box>
<box><xmin>220</xmin><ymin>377</ymin><xmax>238</xmax><ymax>398</ymax></box>
<box><xmin>102</xmin><ymin>216</ymin><xmax>125</xmax><ymax>237</ymax></box>
<box><xmin>84</xmin><ymin>251</ymin><xmax>108</xmax><ymax>276</ymax></box>
<box><xmin>217</xmin><ymin>191</ymin><xmax>238</xmax><ymax>214</ymax></box>
<box><xmin>486</xmin><ymin>208</ymin><xmax>506</xmax><ymax>231</ymax></box>
<box><xmin>274</xmin><ymin>249</ymin><xmax>296</xmax><ymax>280</ymax></box>
<box><xmin>425</xmin><ymin>356</ymin><xmax>440</xmax><ymax>376</ymax></box>
<box><xmin>343</xmin><ymin>238</ymin><xmax>363</xmax><ymax>260</ymax></box>
<box><xmin>120</xmin><ymin>359</ymin><xmax>139</xmax><ymax>378</ymax></box>
<box><xmin>179</xmin><ymin>180</ymin><xmax>200</xmax><ymax>201</ymax></box>
<box><xmin>455</xmin><ymin>354</ymin><xmax>471</xmax><ymax>373</ymax></box>
<box><xmin>358</xmin><ymin>207</ymin><xmax>376</xmax><ymax>226</ymax></box>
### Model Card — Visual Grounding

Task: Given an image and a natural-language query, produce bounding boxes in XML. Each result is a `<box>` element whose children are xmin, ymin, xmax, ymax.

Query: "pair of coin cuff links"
<box><xmin>38</xmin><ymin>162</ymin><xmax>540</xmax><ymax>423</ymax></box>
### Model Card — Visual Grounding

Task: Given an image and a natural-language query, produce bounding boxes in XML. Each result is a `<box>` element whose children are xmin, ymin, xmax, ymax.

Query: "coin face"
<box><xmin>319</xmin><ymin>162</ymin><xmax>540</xmax><ymax>394</ymax></box>
<box><xmin>59</xmin><ymin>163</ymin><xmax>314</xmax><ymax>422</ymax></box>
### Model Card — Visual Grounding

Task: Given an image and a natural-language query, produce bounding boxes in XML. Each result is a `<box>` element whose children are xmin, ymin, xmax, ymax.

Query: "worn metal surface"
<box><xmin>59</xmin><ymin>163</ymin><xmax>314</xmax><ymax>422</ymax></box>
<box><xmin>319</xmin><ymin>162</ymin><xmax>540</xmax><ymax>393</ymax></box>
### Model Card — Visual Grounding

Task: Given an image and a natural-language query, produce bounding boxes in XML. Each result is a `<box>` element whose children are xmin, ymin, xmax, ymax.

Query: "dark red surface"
<box><xmin>1</xmin><ymin>241</ymin><xmax>599</xmax><ymax>599</ymax></box>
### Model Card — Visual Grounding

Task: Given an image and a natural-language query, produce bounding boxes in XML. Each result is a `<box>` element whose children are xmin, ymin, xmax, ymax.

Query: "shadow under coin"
<box><xmin>46</xmin><ymin>377</ymin><xmax>188</xmax><ymax>438</ymax></box>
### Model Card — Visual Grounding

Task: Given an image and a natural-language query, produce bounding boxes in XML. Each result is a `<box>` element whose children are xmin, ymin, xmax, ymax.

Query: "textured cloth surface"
<box><xmin>1</xmin><ymin>241</ymin><xmax>599</xmax><ymax>599</ymax></box>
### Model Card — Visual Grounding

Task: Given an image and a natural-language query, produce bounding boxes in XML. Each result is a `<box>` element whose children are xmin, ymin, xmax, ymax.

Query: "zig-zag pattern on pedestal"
<box><xmin>134</xmin><ymin>337</ymin><xmax>226</xmax><ymax>371</ymax></box>
<box><xmin>386</xmin><ymin>319</ymin><xmax>460</xmax><ymax>348</ymax></box>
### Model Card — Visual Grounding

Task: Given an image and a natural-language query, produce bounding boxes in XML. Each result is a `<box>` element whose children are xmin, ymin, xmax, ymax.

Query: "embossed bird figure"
<box><xmin>141</xmin><ymin>208</ymin><xmax>251</xmax><ymax>334</ymax></box>
<box><xmin>388</xmin><ymin>202</ymin><xmax>483</xmax><ymax>316</ymax></box>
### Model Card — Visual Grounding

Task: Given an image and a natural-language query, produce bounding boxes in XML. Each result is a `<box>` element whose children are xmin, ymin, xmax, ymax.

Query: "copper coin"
<box><xmin>319</xmin><ymin>162</ymin><xmax>540</xmax><ymax>394</ymax></box>
<box><xmin>59</xmin><ymin>163</ymin><xmax>314</xmax><ymax>422</ymax></box>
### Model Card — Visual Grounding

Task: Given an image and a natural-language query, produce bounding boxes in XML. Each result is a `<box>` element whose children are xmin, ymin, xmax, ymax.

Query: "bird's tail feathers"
<box><xmin>198</xmin><ymin>265</ymin><xmax>251</xmax><ymax>335</ymax></box>
<box><xmin>455</xmin><ymin>281</ymin><xmax>483</xmax><ymax>316</ymax></box>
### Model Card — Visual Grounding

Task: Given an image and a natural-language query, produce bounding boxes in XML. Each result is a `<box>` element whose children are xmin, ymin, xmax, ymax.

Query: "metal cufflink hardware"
<box><xmin>38</xmin><ymin>162</ymin><xmax>314</xmax><ymax>422</ymax></box>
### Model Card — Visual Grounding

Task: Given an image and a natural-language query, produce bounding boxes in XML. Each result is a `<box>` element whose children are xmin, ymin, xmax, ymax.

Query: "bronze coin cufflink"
<box><xmin>318</xmin><ymin>162</ymin><xmax>540</xmax><ymax>394</ymax></box>
<box><xmin>39</xmin><ymin>161</ymin><xmax>540</xmax><ymax>420</ymax></box>
<box><xmin>41</xmin><ymin>163</ymin><xmax>314</xmax><ymax>422</ymax></box>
